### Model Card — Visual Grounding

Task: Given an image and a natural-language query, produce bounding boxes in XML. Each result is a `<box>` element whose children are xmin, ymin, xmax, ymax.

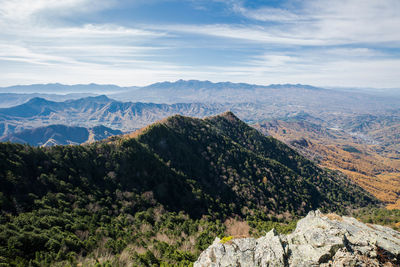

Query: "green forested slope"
<box><xmin>0</xmin><ymin>112</ymin><xmax>378</xmax><ymax>266</ymax></box>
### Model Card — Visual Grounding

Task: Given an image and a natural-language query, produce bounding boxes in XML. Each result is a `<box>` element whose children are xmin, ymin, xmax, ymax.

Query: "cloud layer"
<box><xmin>0</xmin><ymin>0</ymin><xmax>399</xmax><ymax>87</ymax></box>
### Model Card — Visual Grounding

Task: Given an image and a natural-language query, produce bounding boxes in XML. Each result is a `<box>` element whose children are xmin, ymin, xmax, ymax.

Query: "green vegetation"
<box><xmin>0</xmin><ymin>112</ymin><xmax>379</xmax><ymax>266</ymax></box>
<box><xmin>342</xmin><ymin>145</ymin><xmax>362</xmax><ymax>154</ymax></box>
<box><xmin>352</xmin><ymin>208</ymin><xmax>400</xmax><ymax>231</ymax></box>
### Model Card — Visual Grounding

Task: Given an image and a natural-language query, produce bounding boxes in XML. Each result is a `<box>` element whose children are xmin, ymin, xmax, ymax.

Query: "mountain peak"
<box><xmin>26</xmin><ymin>97</ymin><xmax>51</xmax><ymax>105</ymax></box>
<box><xmin>90</xmin><ymin>95</ymin><xmax>110</xmax><ymax>101</ymax></box>
<box><xmin>66</xmin><ymin>95</ymin><xmax>112</xmax><ymax>104</ymax></box>
<box><xmin>219</xmin><ymin>111</ymin><xmax>240</xmax><ymax>122</ymax></box>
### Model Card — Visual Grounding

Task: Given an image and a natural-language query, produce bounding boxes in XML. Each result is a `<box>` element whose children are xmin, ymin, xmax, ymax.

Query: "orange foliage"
<box><xmin>254</xmin><ymin>120</ymin><xmax>400</xmax><ymax>209</ymax></box>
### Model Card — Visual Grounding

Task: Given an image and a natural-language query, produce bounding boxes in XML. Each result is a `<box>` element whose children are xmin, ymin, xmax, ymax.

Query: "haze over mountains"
<box><xmin>1</xmin><ymin>80</ymin><xmax>399</xmax><ymax>135</ymax></box>
<box><xmin>0</xmin><ymin>125</ymin><xmax>122</xmax><ymax>146</ymax></box>
<box><xmin>0</xmin><ymin>93</ymin><xmax>97</xmax><ymax>108</ymax></box>
<box><xmin>1</xmin><ymin>80</ymin><xmax>399</xmax><ymax>107</ymax></box>
<box><xmin>0</xmin><ymin>83</ymin><xmax>128</xmax><ymax>95</ymax></box>
<box><xmin>0</xmin><ymin>95</ymin><xmax>223</xmax><ymax>136</ymax></box>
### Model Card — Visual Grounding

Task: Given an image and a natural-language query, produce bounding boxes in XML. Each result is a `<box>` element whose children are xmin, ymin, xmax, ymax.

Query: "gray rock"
<box><xmin>194</xmin><ymin>210</ymin><xmax>400</xmax><ymax>267</ymax></box>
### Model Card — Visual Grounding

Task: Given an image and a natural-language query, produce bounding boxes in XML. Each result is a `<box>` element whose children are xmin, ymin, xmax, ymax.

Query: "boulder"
<box><xmin>194</xmin><ymin>210</ymin><xmax>400</xmax><ymax>266</ymax></box>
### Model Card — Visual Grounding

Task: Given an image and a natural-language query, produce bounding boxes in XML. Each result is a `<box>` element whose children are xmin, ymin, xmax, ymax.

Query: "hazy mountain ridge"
<box><xmin>0</xmin><ymin>83</ymin><xmax>131</xmax><ymax>94</ymax></box>
<box><xmin>0</xmin><ymin>80</ymin><xmax>318</xmax><ymax>94</ymax></box>
<box><xmin>110</xmin><ymin>80</ymin><xmax>397</xmax><ymax>110</ymax></box>
<box><xmin>1</xmin><ymin>85</ymin><xmax>399</xmax><ymax>139</ymax></box>
<box><xmin>0</xmin><ymin>124</ymin><xmax>122</xmax><ymax>146</ymax></box>
<box><xmin>0</xmin><ymin>93</ymin><xmax>98</xmax><ymax>108</ymax></box>
<box><xmin>1</xmin><ymin>80</ymin><xmax>397</xmax><ymax>109</ymax></box>
<box><xmin>0</xmin><ymin>96</ymin><xmax>227</xmax><ymax>136</ymax></box>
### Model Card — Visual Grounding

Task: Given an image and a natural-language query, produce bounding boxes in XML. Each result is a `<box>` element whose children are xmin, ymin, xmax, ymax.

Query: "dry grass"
<box><xmin>224</xmin><ymin>218</ymin><xmax>250</xmax><ymax>237</ymax></box>
<box><xmin>75</xmin><ymin>230</ymin><xmax>89</xmax><ymax>240</ymax></box>
<box><xmin>124</xmin><ymin>117</ymin><xmax>171</xmax><ymax>139</ymax></box>
<box><xmin>179</xmin><ymin>236</ymin><xmax>197</xmax><ymax>253</ymax></box>
<box><xmin>119</xmin><ymin>246</ymin><xmax>134</xmax><ymax>266</ymax></box>
<box><xmin>140</xmin><ymin>223</ymin><xmax>152</xmax><ymax>232</ymax></box>
<box><xmin>323</xmin><ymin>213</ymin><xmax>343</xmax><ymax>221</ymax></box>
<box><xmin>125</xmin><ymin>125</ymin><xmax>153</xmax><ymax>139</ymax></box>
<box><xmin>155</xmin><ymin>232</ymin><xmax>175</xmax><ymax>245</ymax></box>
<box><xmin>118</xmin><ymin>244</ymin><xmax>150</xmax><ymax>266</ymax></box>
<box><xmin>256</xmin><ymin>121</ymin><xmax>400</xmax><ymax>209</ymax></box>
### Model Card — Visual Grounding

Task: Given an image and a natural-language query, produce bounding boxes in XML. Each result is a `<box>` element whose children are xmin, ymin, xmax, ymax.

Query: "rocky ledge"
<box><xmin>194</xmin><ymin>210</ymin><xmax>400</xmax><ymax>266</ymax></box>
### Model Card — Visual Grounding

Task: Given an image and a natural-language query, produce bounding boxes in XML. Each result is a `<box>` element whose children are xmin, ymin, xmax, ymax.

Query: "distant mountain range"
<box><xmin>0</xmin><ymin>80</ymin><xmax>318</xmax><ymax>94</ymax></box>
<box><xmin>0</xmin><ymin>93</ymin><xmax>97</xmax><ymax>108</ymax></box>
<box><xmin>0</xmin><ymin>124</ymin><xmax>122</xmax><ymax>146</ymax></box>
<box><xmin>1</xmin><ymin>79</ymin><xmax>399</xmax><ymax>139</ymax></box>
<box><xmin>0</xmin><ymin>83</ymin><xmax>131</xmax><ymax>94</ymax></box>
<box><xmin>0</xmin><ymin>95</ymin><xmax>226</xmax><ymax>136</ymax></box>
<box><xmin>2</xmin><ymin>80</ymin><xmax>397</xmax><ymax>106</ymax></box>
<box><xmin>110</xmin><ymin>80</ymin><xmax>326</xmax><ymax>104</ymax></box>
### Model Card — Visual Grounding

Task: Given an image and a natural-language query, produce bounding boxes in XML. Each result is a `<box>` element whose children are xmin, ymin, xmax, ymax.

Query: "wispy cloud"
<box><xmin>0</xmin><ymin>0</ymin><xmax>399</xmax><ymax>87</ymax></box>
<box><xmin>152</xmin><ymin>24</ymin><xmax>329</xmax><ymax>45</ymax></box>
<box><xmin>232</xmin><ymin>4</ymin><xmax>300</xmax><ymax>22</ymax></box>
<box><xmin>0</xmin><ymin>0</ymin><xmax>173</xmax><ymax>85</ymax></box>
<box><xmin>0</xmin><ymin>0</ymin><xmax>114</xmax><ymax>22</ymax></box>
<box><xmin>228</xmin><ymin>0</ymin><xmax>400</xmax><ymax>45</ymax></box>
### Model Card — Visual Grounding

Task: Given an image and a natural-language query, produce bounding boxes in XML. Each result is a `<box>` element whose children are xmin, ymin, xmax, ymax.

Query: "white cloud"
<box><xmin>9</xmin><ymin>23</ymin><xmax>166</xmax><ymax>40</ymax></box>
<box><xmin>0</xmin><ymin>0</ymin><xmax>114</xmax><ymax>22</ymax></box>
<box><xmin>203</xmin><ymin>48</ymin><xmax>400</xmax><ymax>88</ymax></box>
<box><xmin>0</xmin><ymin>0</ymin><xmax>170</xmax><ymax>84</ymax></box>
<box><xmin>148</xmin><ymin>0</ymin><xmax>400</xmax><ymax>47</ymax></box>
<box><xmin>0</xmin><ymin>0</ymin><xmax>399</xmax><ymax>88</ymax></box>
<box><xmin>232</xmin><ymin>4</ymin><xmax>300</xmax><ymax>22</ymax></box>
<box><xmin>230</xmin><ymin>0</ymin><xmax>400</xmax><ymax>45</ymax></box>
<box><xmin>154</xmin><ymin>24</ymin><xmax>328</xmax><ymax>45</ymax></box>
<box><xmin>150</xmin><ymin>0</ymin><xmax>400</xmax><ymax>47</ymax></box>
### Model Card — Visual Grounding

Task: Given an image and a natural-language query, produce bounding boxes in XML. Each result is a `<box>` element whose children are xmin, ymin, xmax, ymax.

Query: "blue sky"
<box><xmin>0</xmin><ymin>0</ymin><xmax>399</xmax><ymax>87</ymax></box>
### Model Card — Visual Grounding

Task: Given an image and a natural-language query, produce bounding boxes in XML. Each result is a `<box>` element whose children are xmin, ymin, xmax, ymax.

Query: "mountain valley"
<box><xmin>254</xmin><ymin>115</ymin><xmax>400</xmax><ymax>209</ymax></box>
<box><xmin>0</xmin><ymin>81</ymin><xmax>399</xmax><ymax>266</ymax></box>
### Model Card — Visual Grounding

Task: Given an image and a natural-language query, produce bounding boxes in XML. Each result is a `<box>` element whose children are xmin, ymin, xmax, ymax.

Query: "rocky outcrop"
<box><xmin>194</xmin><ymin>210</ymin><xmax>400</xmax><ymax>266</ymax></box>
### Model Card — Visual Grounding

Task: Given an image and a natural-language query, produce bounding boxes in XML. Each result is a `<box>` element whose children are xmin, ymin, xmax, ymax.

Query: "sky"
<box><xmin>0</xmin><ymin>0</ymin><xmax>399</xmax><ymax>88</ymax></box>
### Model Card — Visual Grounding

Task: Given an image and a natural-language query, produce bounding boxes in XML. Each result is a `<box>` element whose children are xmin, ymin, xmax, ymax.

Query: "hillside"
<box><xmin>0</xmin><ymin>125</ymin><xmax>122</xmax><ymax>146</ymax></box>
<box><xmin>131</xmin><ymin>112</ymin><xmax>375</xmax><ymax>214</ymax></box>
<box><xmin>0</xmin><ymin>112</ymin><xmax>378</xmax><ymax>266</ymax></box>
<box><xmin>254</xmin><ymin>118</ymin><xmax>400</xmax><ymax>209</ymax></box>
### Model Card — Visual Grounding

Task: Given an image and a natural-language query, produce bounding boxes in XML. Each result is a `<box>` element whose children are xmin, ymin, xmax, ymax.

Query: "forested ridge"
<box><xmin>0</xmin><ymin>112</ymin><xmax>379</xmax><ymax>266</ymax></box>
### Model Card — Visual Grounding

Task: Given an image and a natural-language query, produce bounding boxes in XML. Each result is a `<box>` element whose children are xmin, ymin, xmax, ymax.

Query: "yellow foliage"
<box><xmin>220</xmin><ymin>236</ymin><xmax>234</xmax><ymax>244</ymax></box>
<box><xmin>262</xmin><ymin>176</ymin><xmax>268</xmax><ymax>185</ymax></box>
<box><xmin>254</xmin><ymin>120</ymin><xmax>400</xmax><ymax>209</ymax></box>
